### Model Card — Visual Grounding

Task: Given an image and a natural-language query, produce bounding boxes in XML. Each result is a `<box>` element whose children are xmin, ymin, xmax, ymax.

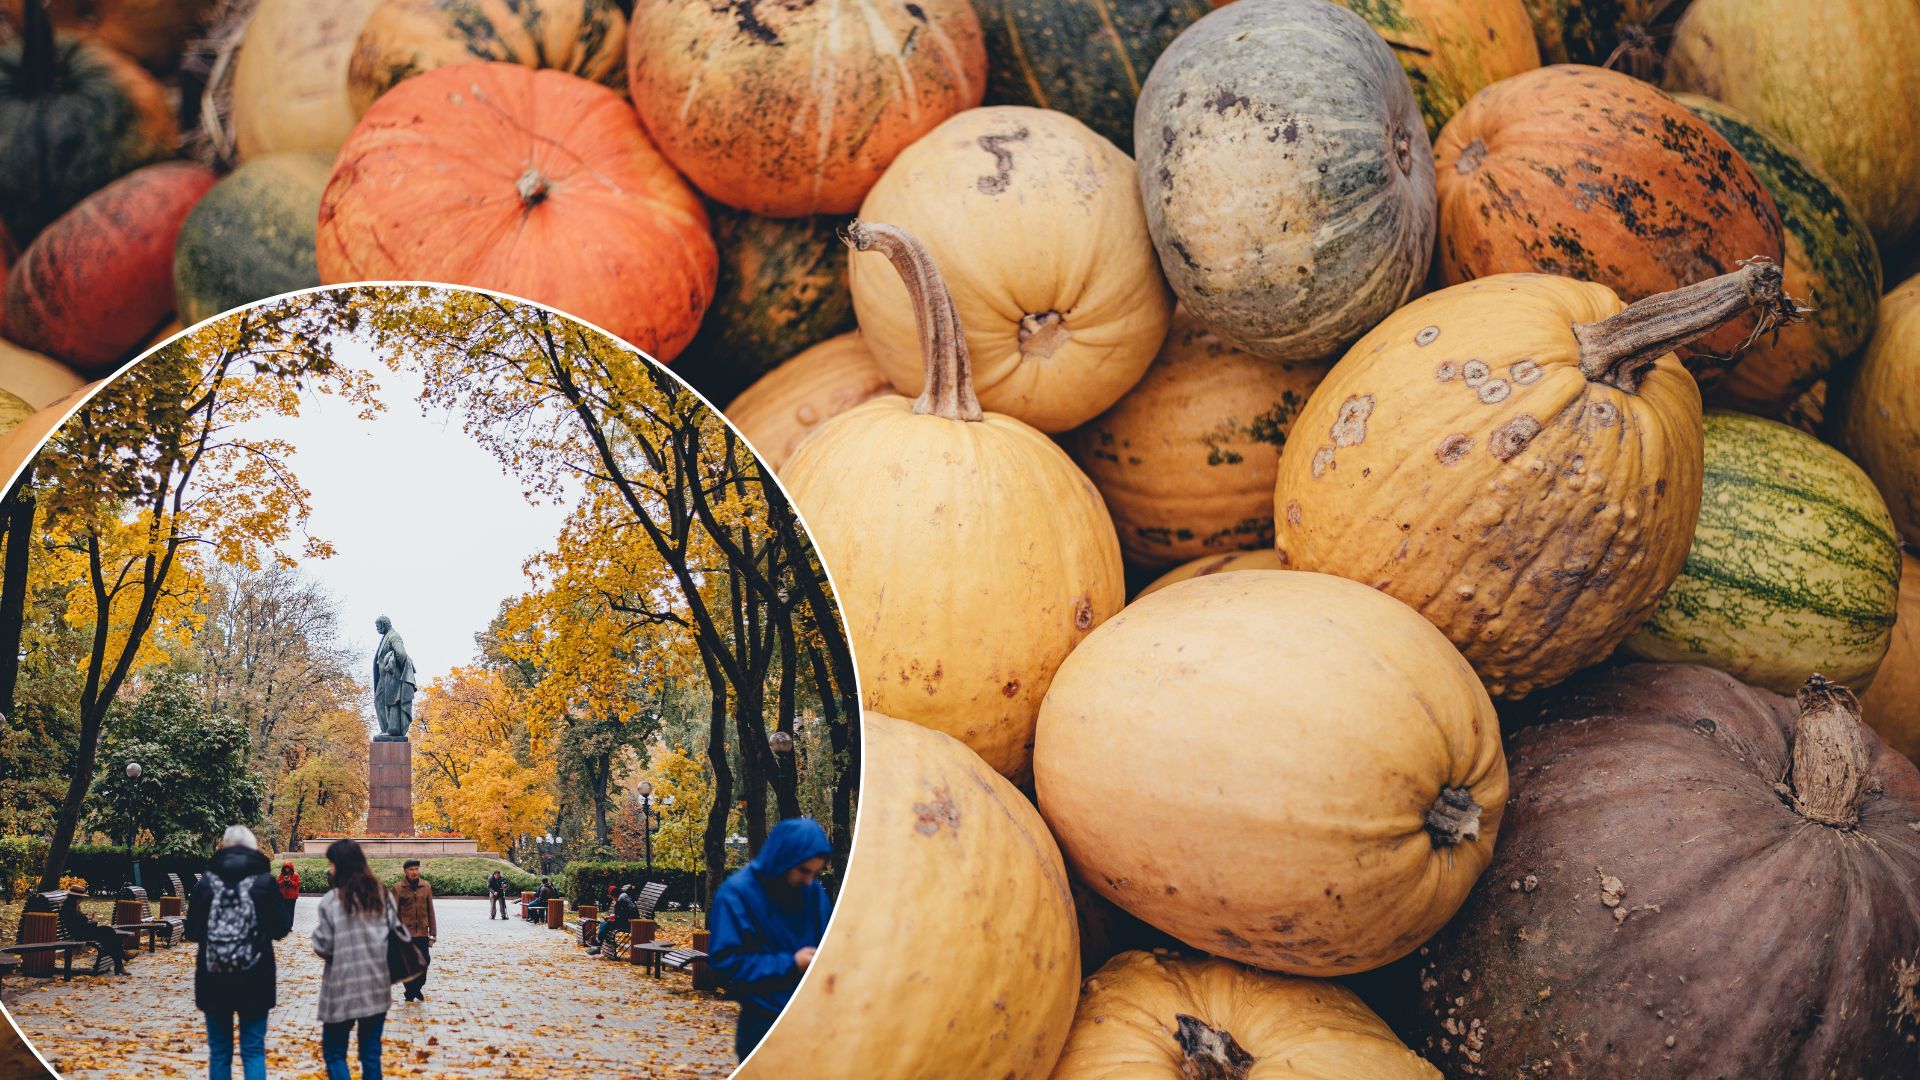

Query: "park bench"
<box><xmin>115</xmin><ymin>885</ymin><xmax>185</xmax><ymax>948</ymax></box>
<box><xmin>596</xmin><ymin>883</ymin><xmax>668</xmax><ymax>960</ymax></box>
<box><xmin>2</xmin><ymin>890</ymin><xmax>131</xmax><ymax>978</ymax></box>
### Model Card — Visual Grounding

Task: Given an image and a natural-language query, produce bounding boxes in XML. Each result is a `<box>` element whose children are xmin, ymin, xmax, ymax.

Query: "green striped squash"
<box><xmin>1625</xmin><ymin>409</ymin><xmax>1901</xmax><ymax>692</ymax></box>
<box><xmin>172</xmin><ymin>152</ymin><xmax>330</xmax><ymax>327</ymax></box>
<box><xmin>977</xmin><ymin>0</ymin><xmax>1209</xmax><ymax>154</ymax></box>
<box><xmin>1675</xmin><ymin>93</ymin><xmax>1881</xmax><ymax>414</ymax></box>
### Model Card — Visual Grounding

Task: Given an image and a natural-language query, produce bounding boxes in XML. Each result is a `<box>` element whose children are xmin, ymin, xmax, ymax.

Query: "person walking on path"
<box><xmin>708</xmin><ymin>817</ymin><xmax>834</xmax><ymax>1062</ymax></box>
<box><xmin>392</xmin><ymin>859</ymin><xmax>437</xmax><ymax>1002</ymax></box>
<box><xmin>277</xmin><ymin>862</ymin><xmax>301</xmax><ymax>926</ymax></box>
<box><xmin>486</xmin><ymin>870</ymin><xmax>508</xmax><ymax>920</ymax></box>
<box><xmin>185</xmin><ymin>826</ymin><xmax>295</xmax><ymax>1080</ymax></box>
<box><xmin>312</xmin><ymin>839</ymin><xmax>396</xmax><ymax>1080</ymax></box>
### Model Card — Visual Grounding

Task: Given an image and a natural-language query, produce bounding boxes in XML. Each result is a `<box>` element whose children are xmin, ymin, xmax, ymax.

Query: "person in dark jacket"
<box><xmin>708</xmin><ymin>818</ymin><xmax>833</xmax><ymax>1061</ymax></box>
<box><xmin>185</xmin><ymin>825</ymin><xmax>295</xmax><ymax>1080</ymax></box>
<box><xmin>486</xmin><ymin>870</ymin><xmax>508</xmax><ymax>920</ymax></box>
<box><xmin>64</xmin><ymin>888</ymin><xmax>131</xmax><ymax>975</ymax></box>
<box><xmin>589</xmin><ymin>884</ymin><xmax>640</xmax><ymax>956</ymax></box>
<box><xmin>526</xmin><ymin>877</ymin><xmax>556</xmax><ymax>922</ymax></box>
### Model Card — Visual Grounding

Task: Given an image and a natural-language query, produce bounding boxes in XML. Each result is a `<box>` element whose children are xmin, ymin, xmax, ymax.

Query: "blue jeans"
<box><xmin>321</xmin><ymin>1013</ymin><xmax>385</xmax><ymax>1080</ymax></box>
<box><xmin>205</xmin><ymin>1011</ymin><xmax>267</xmax><ymax>1080</ymax></box>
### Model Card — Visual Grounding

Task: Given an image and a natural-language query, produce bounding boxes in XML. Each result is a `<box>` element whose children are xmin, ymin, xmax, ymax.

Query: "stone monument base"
<box><xmin>368</xmin><ymin>738</ymin><xmax>415</xmax><ymax>835</ymax></box>
<box><xmin>297</xmin><ymin>835</ymin><xmax>491</xmax><ymax>859</ymax></box>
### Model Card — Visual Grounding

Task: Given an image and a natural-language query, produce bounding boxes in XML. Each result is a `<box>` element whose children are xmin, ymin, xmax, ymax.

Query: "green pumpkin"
<box><xmin>672</xmin><ymin>205</ymin><xmax>856</xmax><ymax>406</ymax></box>
<box><xmin>0</xmin><ymin>17</ymin><xmax>177</xmax><ymax>242</ymax></box>
<box><xmin>977</xmin><ymin>0</ymin><xmax>1209</xmax><ymax>154</ymax></box>
<box><xmin>1675</xmin><ymin>93</ymin><xmax>1882</xmax><ymax>414</ymax></box>
<box><xmin>173</xmin><ymin>152</ymin><xmax>332</xmax><ymax>327</ymax></box>
<box><xmin>1625</xmin><ymin>410</ymin><xmax>1902</xmax><ymax>692</ymax></box>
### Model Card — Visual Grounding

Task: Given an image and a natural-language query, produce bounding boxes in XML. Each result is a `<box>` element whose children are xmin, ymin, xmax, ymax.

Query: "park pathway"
<box><xmin>1</xmin><ymin>897</ymin><xmax>735</xmax><ymax>1079</ymax></box>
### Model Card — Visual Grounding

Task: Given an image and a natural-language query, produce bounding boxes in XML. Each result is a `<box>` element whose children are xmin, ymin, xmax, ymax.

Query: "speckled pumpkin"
<box><xmin>853</xmin><ymin>106</ymin><xmax>1171</xmax><ymax>433</ymax></box>
<box><xmin>1673</xmin><ymin>93</ymin><xmax>1882</xmax><ymax>415</ymax></box>
<box><xmin>725</xmin><ymin>332</ymin><xmax>893</xmax><ymax>470</ymax></box>
<box><xmin>1035</xmin><ymin>570</ymin><xmax>1507</xmax><ymax>975</ymax></box>
<box><xmin>316</xmin><ymin>64</ymin><xmax>716</xmax><ymax>361</ymax></box>
<box><xmin>1862</xmin><ymin>550</ymin><xmax>1920</xmax><ymax>764</ymax></box>
<box><xmin>625</xmin><ymin>0</ymin><xmax>985</xmax><ymax>218</ymax></box>
<box><xmin>1415</xmin><ymin>664</ymin><xmax>1920</xmax><ymax>1079</ymax></box>
<box><xmin>746</xmin><ymin>713</ymin><xmax>1080</xmax><ymax>1077</ymax></box>
<box><xmin>1134</xmin><ymin>548</ymin><xmax>1286</xmax><ymax>599</ymax></box>
<box><xmin>172</xmin><ymin>152</ymin><xmax>330</xmax><ymax>328</ymax></box>
<box><xmin>1665</xmin><ymin>0</ymin><xmax>1920</xmax><ymax>253</ymax></box>
<box><xmin>784</xmin><ymin>223</ymin><xmax>1124</xmax><ymax>780</ymax></box>
<box><xmin>347</xmin><ymin>0</ymin><xmax>627</xmax><ymax>115</ymax></box>
<box><xmin>1272</xmin><ymin>267</ymin><xmax>1797</xmax><ymax>700</ymax></box>
<box><xmin>1136</xmin><ymin>0</ymin><xmax>1435</xmax><ymax>363</ymax></box>
<box><xmin>673</xmin><ymin>206</ymin><xmax>857</xmax><ymax>407</ymax></box>
<box><xmin>1333</xmin><ymin>0</ymin><xmax>1541</xmax><ymax>138</ymax></box>
<box><xmin>1624</xmin><ymin>410</ymin><xmax>1901</xmax><ymax>693</ymax></box>
<box><xmin>231</xmin><ymin>0</ymin><xmax>381</xmax><ymax>160</ymax></box>
<box><xmin>1050</xmin><ymin>950</ymin><xmax>1439</xmax><ymax>1079</ymax></box>
<box><xmin>1832</xmin><ymin>273</ymin><xmax>1920</xmax><ymax>548</ymax></box>
<box><xmin>1068</xmin><ymin>308</ymin><xmax>1326</xmax><ymax>567</ymax></box>
<box><xmin>1433</xmin><ymin>65</ymin><xmax>1785</xmax><ymax>383</ymax></box>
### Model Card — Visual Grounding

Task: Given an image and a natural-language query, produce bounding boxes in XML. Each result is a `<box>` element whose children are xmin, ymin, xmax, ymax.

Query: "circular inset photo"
<box><xmin>0</xmin><ymin>285</ymin><xmax>858</xmax><ymax>1078</ymax></box>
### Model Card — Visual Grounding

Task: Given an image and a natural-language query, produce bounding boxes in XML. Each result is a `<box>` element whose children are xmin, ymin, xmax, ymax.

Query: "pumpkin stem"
<box><xmin>1424</xmin><ymin>786</ymin><xmax>1482</xmax><ymax>847</ymax></box>
<box><xmin>1784</xmin><ymin>674</ymin><xmax>1872</xmax><ymax>829</ymax></box>
<box><xmin>21</xmin><ymin>0</ymin><xmax>57</xmax><ymax>98</ymax></box>
<box><xmin>840</xmin><ymin>219</ymin><xmax>983</xmax><ymax>423</ymax></box>
<box><xmin>516</xmin><ymin>167</ymin><xmax>550</xmax><ymax>209</ymax></box>
<box><xmin>1572</xmin><ymin>257</ymin><xmax>1801</xmax><ymax>392</ymax></box>
<box><xmin>1173</xmin><ymin>1014</ymin><xmax>1254</xmax><ymax>1080</ymax></box>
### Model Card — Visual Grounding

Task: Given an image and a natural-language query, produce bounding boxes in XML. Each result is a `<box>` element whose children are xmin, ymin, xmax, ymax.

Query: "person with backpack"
<box><xmin>312</xmin><ymin>839</ymin><xmax>398</xmax><ymax>1080</ymax></box>
<box><xmin>185</xmin><ymin>825</ymin><xmax>295</xmax><ymax>1080</ymax></box>
<box><xmin>708</xmin><ymin>817</ymin><xmax>834</xmax><ymax>1061</ymax></box>
<box><xmin>277</xmin><ymin>862</ymin><xmax>301</xmax><ymax>925</ymax></box>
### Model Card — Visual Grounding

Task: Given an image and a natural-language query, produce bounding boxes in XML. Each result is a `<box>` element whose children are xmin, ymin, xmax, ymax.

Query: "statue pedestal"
<box><xmin>367</xmin><ymin>738</ymin><xmax>415</xmax><ymax>836</ymax></box>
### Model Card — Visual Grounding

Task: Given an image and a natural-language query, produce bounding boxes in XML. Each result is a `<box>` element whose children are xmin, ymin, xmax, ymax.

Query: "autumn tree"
<box><xmin>411</xmin><ymin>664</ymin><xmax>555</xmax><ymax>854</ymax></box>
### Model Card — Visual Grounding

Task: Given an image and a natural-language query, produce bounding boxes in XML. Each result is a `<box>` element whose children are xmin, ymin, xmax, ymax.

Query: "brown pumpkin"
<box><xmin>2</xmin><ymin>0</ymin><xmax>212</xmax><ymax>71</ymax></box>
<box><xmin>346</xmin><ymin>0</ymin><xmax>627</xmax><ymax>116</ymax></box>
<box><xmin>1051</xmin><ymin>950</ymin><xmax>1439</xmax><ymax>1079</ymax></box>
<box><xmin>1862</xmin><ymin>550</ymin><xmax>1920</xmax><ymax>764</ymax></box>
<box><xmin>1433</xmin><ymin>65</ymin><xmax>1786</xmax><ymax>382</ymax></box>
<box><xmin>4</xmin><ymin>161</ymin><xmax>215</xmax><ymax>374</ymax></box>
<box><xmin>1412</xmin><ymin>664</ymin><xmax>1920</xmax><ymax>1078</ymax></box>
<box><xmin>316</xmin><ymin>63</ymin><xmax>717</xmax><ymax>362</ymax></box>
<box><xmin>1273</xmin><ymin>265</ymin><xmax>1795</xmax><ymax>700</ymax></box>
<box><xmin>230</xmin><ymin>0</ymin><xmax>381</xmax><ymax>160</ymax></box>
<box><xmin>1134</xmin><ymin>548</ymin><xmax>1286</xmax><ymax>599</ymax></box>
<box><xmin>1068</xmin><ymin>308</ymin><xmax>1326</xmax><ymax>567</ymax></box>
<box><xmin>724</xmin><ymin>332</ymin><xmax>894</xmax><ymax>470</ymax></box>
<box><xmin>625</xmin><ymin>0</ymin><xmax>986</xmax><ymax>218</ymax></box>
<box><xmin>1832</xmin><ymin>272</ymin><xmax>1920</xmax><ymax>547</ymax></box>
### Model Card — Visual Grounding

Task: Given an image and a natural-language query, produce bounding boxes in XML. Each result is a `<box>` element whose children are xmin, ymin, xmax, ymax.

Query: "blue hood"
<box><xmin>747</xmin><ymin>818</ymin><xmax>832</xmax><ymax>880</ymax></box>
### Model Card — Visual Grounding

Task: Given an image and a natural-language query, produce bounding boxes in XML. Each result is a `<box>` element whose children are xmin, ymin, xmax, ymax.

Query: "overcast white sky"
<box><xmin>231</xmin><ymin>333</ymin><xmax>572</xmax><ymax>694</ymax></box>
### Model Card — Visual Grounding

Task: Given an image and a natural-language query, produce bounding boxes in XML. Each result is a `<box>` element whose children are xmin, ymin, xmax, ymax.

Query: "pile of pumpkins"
<box><xmin>1</xmin><ymin>0</ymin><xmax>1918</xmax><ymax>1074</ymax></box>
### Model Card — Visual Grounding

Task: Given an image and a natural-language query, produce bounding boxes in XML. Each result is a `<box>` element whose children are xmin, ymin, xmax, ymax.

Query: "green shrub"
<box><xmin>561</xmin><ymin>861</ymin><xmax>705</xmax><ymax>909</ymax></box>
<box><xmin>274</xmin><ymin>856</ymin><xmax>537</xmax><ymax>897</ymax></box>
<box><xmin>0</xmin><ymin>836</ymin><xmax>48</xmax><ymax>900</ymax></box>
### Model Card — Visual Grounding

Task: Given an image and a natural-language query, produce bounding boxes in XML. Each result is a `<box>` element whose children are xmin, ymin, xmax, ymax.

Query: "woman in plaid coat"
<box><xmin>312</xmin><ymin>840</ymin><xmax>395</xmax><ymax>1080</ymax></box>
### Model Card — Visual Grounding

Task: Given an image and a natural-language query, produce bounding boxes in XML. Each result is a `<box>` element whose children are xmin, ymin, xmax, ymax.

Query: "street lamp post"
<box><xmin>637</xmin><ymin>781</ymin><xmax>655</xmax><ymax>875</ymax></box>
<box><xmin>123</xmin><ymin>762</ymin><xmax>141</xmax><ymax>889</ymax></box>
<box><xmin>540</xmin><ymin>832</ymin><xmax>555</xmax><ymax>875</ymax></box>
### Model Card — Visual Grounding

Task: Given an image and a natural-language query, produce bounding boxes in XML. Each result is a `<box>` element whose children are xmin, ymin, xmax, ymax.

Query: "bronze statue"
<box><xmin>372</xmin><ymin>615</ymin><xmax>416</xmax><ymax>740</ymax></box>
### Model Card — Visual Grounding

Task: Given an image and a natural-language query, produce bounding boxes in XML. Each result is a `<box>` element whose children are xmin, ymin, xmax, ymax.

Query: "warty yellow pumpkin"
<box><xmin>1273</xmin><ymin>263</ymin><xmax>1796</xmax><ymax>698</ymax></box>
<box><xmin>783</xmin><ymin>221</ymin><xmax>1125</xmax><ymax>780</ymax></box>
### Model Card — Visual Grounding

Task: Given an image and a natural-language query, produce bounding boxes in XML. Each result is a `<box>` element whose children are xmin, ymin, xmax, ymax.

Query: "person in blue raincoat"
<box><xmin>707</xmin><ymin>817</ymin><xmax>834</xmax><ymax>1061</ymax></box>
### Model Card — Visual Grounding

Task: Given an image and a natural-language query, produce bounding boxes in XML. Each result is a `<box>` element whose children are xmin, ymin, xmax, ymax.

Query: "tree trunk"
<box><xmin>589</xmin><ymin>750</ymin><xmax>612</xmax><ymax>847</ymax></box>
<box><xmin>699</xmin><ymin>647</ymin><xmax>733</xmax><ymax>918</ymax></box>
<box><xmin>771</xmin><ymin>593</ymin><xmax>802</xmax><ymax>821</ymax></box>
<box><xmin>285</xmin><ymin>789</ymin><xmax>307</xmax><ymax>853</ymax></box>
<box><xmin>0</xmin><ymin>465</ymin><xmax>36</xmax><ymax>732</ymax></box>
<box><xmin>810</xmin><ymin>640</ymin><xmax>855</xmax><ymax>879</ymax></box>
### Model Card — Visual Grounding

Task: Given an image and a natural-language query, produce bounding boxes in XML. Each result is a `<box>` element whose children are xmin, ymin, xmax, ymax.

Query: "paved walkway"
<box><xmin>1</xmin><ymin>898</ymin><xmax>735</xmax><ymax>1078</ymax></box>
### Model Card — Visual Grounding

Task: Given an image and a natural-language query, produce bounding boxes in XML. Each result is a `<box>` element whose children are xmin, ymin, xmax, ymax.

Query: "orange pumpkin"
<box><xmin>624</xmin><ymin>0</ymin><xmax>986</xmax><ymax>218</ymax></box>
<box><xmin>316</xmin><ymin>63</ymin><xmax>716</xmax><ymax>361</ymax></box>
<box><xmin>4</xmin><ymin>160</ymin><xmax>215</xmax><ymax>375</ymax></box>
<box><xmin>1433</xmin><ymin>65</ymin><xmax>1785</xmax><ymax>380</ymax></box>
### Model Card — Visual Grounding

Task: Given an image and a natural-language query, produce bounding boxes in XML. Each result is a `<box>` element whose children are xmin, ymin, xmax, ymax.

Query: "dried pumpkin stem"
<box><xmin>1572</xmin><ymin>257</ymin><xmax>1798</xmax><ymax>392</ymax></box>
<box><xmin>840</xmin><ymin>219</ymin><xmax>983</xmax><ymax>423</ymax></box>
<box><xmin>1424</xmin><ymin>786</ymin><xmax>1482</xmax><ymax>847</ymax></box>
<box><xmin>1785</xmin><ymin>674</ymin><xmax>1871</xmax><ymax>828</ymax></box>
<box><xmin>516</xmin><ymin>167</ymin><xmax>550</xmax><ymax>208</ymax></box>
<box><xmin>1174</xmin><ymin>1014</ymin><xmax>1254</xmax><ymax>1080</ymax></box>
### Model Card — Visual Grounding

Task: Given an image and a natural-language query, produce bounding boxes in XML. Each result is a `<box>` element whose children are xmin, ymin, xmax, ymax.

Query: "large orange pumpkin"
<box><xmin>1433</xmin><ymin>65</ymin><xmax>1785</xmax><ymax>381</ymax></box>
<box><xmin>316</xmin><ymin>63</ymin><xmax>716</xmax><ymax>361</ymax></box>
<box><xmin>1273</xmin><ymin>265</ymin><xmax>1793</xmax><ymax>699</ymax></box>
<box><xmin>4</xmin><ymin>160</ymin><xmax>214</xmax><ymax>375</ymax></box>
<box><xmin>625</xmin><ymin>0</ymin><xmax>985</xmax><ymax>219</ymax></box>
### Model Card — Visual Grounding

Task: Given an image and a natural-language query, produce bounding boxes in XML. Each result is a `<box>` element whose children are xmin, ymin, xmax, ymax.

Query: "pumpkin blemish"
<box><xmin>912</xmin><ymin>788</ymin><xmax>961</xmax><ymax>836</ymax></box>
<box><xmin>974</xmin><ymin>128</ymin><xmax>1030</xmax><ymax>195</ymax></box>
<box><xmin>1436</xmin><ymin>434</ymin><xmax>1474</xmax><ymax>464</ymax></box>
<box><xmin>1489</xmin><ymin>415</ymin><xmax>1542</xmax><ymax>461</ymax></box>
<box><xmin>1329</xmin><ymin>394</ymin><xmax>1374</xmax><ymax>447</ymax></box>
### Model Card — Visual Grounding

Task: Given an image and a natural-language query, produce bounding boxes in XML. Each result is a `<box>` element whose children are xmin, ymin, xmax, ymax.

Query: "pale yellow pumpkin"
<box><xmin>232</xmin><ymin>0</ymin><xmax>382</xmax><ymax>160</ymax></box>
<box><xmin>1833</xmin><ymin>273</ymin><xmax>1920</xmax><ymax>548</ymax></box>
<box><xmin>745</xmin><ymin>713</ymin><xmax>1080</xmax><ymax>1078</ymax></box>
<box><xmin>784</xmin><ymin>222</ymin><xmax>1124</xmax><ymax>780</ymax></box>
<box><xmin>851</xmin><ymin>106</ymin><xmax>1173</xmax><ymax>433</ymax></box>
<box><xmin>0</xmin><ymin>336</ymin><xmax>85</xmax><ymax>410</ymax></box>
<box><xmin>1862</xmin><ymin>550</ymin><xmax>1920</xmax><ymax>764</ymax></box>
<box><xmin>1034</xmin><ymin>570</ymin><xmax>1507</xmax><ymax>976</ymax></box>
<box><xmin>724</xmin><ymin>332</ymin><xmax>893</xmax><ymax>470</ymax></box>
<box><xmin>1050</xmin><ymin>950</ymin><xmax>1439</xmax><ymax>1080</ymax></box>
<box><xmin>1136</xmin><ymin>548</ymin><xmax>1287</xmax><ymax>599</ymax></box>
<box><xmin>1271</xmin><ymin>267</ymin><xmax>1797</xmax><ymax>698</ymax></box>
<box><xmin>347</xmin><ymin>0</ymin><xmax>628</xmax><ymax>116</ymax></box>
<box><xmin>1068</xmin><ymin>308</ymin><xmax>1327</xmax><ymax>568</ymax></box>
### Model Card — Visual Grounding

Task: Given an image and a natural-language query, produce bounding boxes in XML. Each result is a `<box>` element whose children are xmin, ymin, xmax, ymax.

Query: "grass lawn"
<box><xmin>270</xmin><ymin>855</ymin><xmax>538</xmax><ymax>897</ymax></box>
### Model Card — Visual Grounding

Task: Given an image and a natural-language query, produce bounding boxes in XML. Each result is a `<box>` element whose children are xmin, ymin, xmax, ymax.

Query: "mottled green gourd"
<box><xmin>1625</xmin><ymin>410</ymin><xmax>1901</xmax><ymax>692</ymax></box>
<box><xmin>172</xmin><ymin>153</ymin><xmax>332</xmax><ymax>327</ymax></box>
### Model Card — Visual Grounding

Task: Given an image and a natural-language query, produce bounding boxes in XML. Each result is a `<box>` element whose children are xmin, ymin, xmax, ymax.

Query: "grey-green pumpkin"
<box><xmin>1134</xmin><ymin>0</ymin><xmax>1436</xmax><ymax>362</ymax></box>
<box><xmin>1625</xmin><ymin>410</ymin><xmax>1902</xmax><ymax>692</ymax></box>
<box><xmin>172</xmin><ymin>153</ymin><xmax>331</xmax><ymax>328</ymax></box>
